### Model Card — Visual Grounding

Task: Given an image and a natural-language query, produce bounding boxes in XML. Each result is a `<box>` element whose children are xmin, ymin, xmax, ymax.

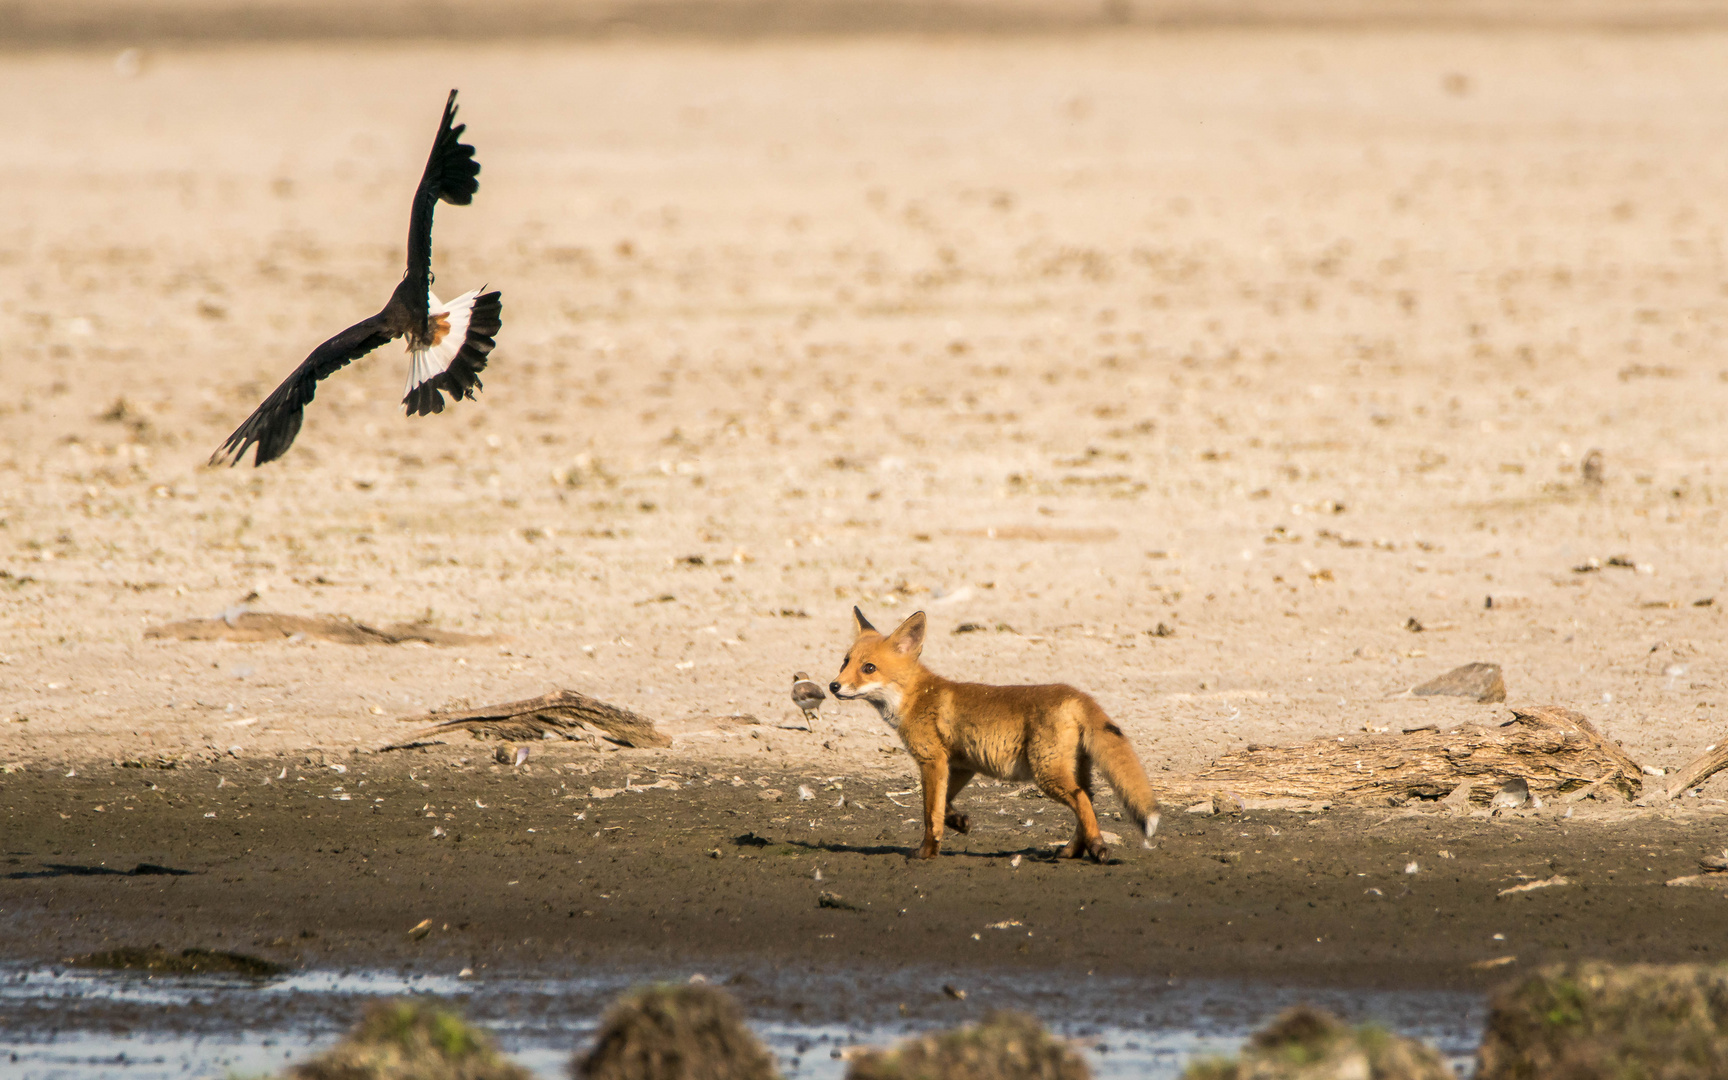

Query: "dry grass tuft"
<box><xmin>575</xmin><ymin>984</ymin><xmax>780</xmax><ymax>1080</ymax></box>
<box><xmin>845</xmin><ymin>1011</ymin><xmax>1089</xmax><ymax>1080</ymax></box>
<box><xmin>289</xmin><ymin>1000</ymin><xmax>534</xmax><ymax>1080</ymax></box>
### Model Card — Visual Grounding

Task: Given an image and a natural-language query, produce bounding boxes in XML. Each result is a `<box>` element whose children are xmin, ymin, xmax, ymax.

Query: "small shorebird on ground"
<box><xmin>211</xmin><ymin>90</ymin><xmax>502</xmax><ymax>467</ymax></box>
<box><xmin>790</xmin><ymin>672</ymin><xmax>826</xmax><ymax>731</ymax></box>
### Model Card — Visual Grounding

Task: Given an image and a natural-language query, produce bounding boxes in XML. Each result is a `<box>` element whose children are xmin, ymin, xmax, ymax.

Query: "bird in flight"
<box><xmin>210</xmin><ymin>90</ymin><xmax>502</xmax><ymax>467</ymax></box>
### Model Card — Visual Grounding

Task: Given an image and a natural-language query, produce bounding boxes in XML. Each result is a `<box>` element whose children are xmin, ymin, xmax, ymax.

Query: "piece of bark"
<box><xmin>146</xmin><ymin>612</ymin><xmax>493</xmax><ymax>646</ymax></box>
<box><xmin>1181</xmin><ymin>704</ymin><xmax>1642</xmax><ymax>807</ymax></box>
<box><xmin>1508</xmin><ymin>704</ymin><xmax>1606</xmax><ymax>738</ymax></box>
<box><xmin>381</xmin><ymin>689</ymin><xmax>670</xmax><ymax>751</ymax></box>
<box><xmin>1411</xmin><ymin>662</ymin><xmax>1506</xmax><ymax>703</ymax></box>
<box><xmin>1658</xmin><ymin>739</ymin><xmax>1728</xmax><ymax>802</ymax></box>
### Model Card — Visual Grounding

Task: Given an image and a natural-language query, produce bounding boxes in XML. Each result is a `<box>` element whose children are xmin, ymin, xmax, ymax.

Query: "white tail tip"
<box><xmin>1142</xmin><ymin>812</ymin><xmax>1161</xmax><ymax>847</ymax></box>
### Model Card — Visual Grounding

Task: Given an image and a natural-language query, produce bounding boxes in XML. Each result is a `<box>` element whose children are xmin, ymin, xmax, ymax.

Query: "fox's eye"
<box><xmin>862</xmin><ymin>662</ymin><xmax>877</xmax><ymax>675</ymax></box>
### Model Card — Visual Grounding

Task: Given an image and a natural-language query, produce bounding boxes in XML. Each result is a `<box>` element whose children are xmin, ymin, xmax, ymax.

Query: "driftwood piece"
<box><xmin>1656</xmin><ymin>739</ymin><xmax>1728</xmax><ymax>802</ymax></box>
<box><xmin>1178</xmin><ymin>704</ymin><xmax>1643</xmax><ymax>807</ymax></box>
<box><xmin>381</xmin><ymin>689</ymin><xmax>671</xmax><ymax>751</ymax></box>
<box><xmin>1411</xmin><ymin>662</ymin><xmax>1506</xmax><ymax>703</ymax></box>
<box><xmin>146</xmin><ymin>612</ymin><xmax>494</xmax><ymax>646</ymax></box>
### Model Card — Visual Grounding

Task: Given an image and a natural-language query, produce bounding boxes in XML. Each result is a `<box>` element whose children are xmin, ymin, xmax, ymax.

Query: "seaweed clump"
<box><xmin>575</xmin><ymin>984</ymin><xmax>781</xmax><ymax>1080</ymax></box>
<box><xmin>1182</xmin><ymin>1005</ymin><xmax>1450</xmax><ymax>1080</ymax></box>
<box><xmin>70</xmin><ymin>945</ymin><xmax>285</xmax><ymax>978</ymax></box>
<box><xmin>289</xmin><ymin>999</ymin><xmax>534</xmax><ymax>1080</ymax></box>
<box><xmin>1475</xmin><ymin>962</ymin><xmax>1728</xmax><ymax>1079</ymax></box>
<box><xmin>845</xmin><ymin>1011</ymin><xmax>1089</xmax><ymax>1080</ymax></box>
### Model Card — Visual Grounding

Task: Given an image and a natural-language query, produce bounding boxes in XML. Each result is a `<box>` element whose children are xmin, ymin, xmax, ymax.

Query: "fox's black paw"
<box><xmin>944</xmin><ymin>811</ymin><xmax>971</xmax><ymax>835</ymax></box>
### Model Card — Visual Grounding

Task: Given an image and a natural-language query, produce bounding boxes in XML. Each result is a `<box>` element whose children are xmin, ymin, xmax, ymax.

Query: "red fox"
<box><xmin>830</xmin><ymin>607</ymin><xmax>1160</xmax><ymax>861</ymax></box>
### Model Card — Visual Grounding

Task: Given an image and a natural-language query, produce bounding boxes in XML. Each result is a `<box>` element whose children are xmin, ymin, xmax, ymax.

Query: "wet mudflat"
<box><xmin>4</xmin><ymin>752</ymin><xmax>1725</xmax><ymax>992</ymax></box>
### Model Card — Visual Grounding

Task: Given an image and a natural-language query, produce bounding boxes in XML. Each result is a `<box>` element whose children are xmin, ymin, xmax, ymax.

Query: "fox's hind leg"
<box><xmin>944</xmin><ymin>767</ymin><xmax>975</xmax><ymax>835</ymax></box>
<box><xmin>1056</xmin><ymin>792</ymin><xmax>1107</xmax><ymax>861</ymax></box>
<box><xmin>1028</xmin><ymin>715</ymin><xmax>1107</xmax><ymax>861</ymax></box>
<box><xmin>1058</xmin><ymin>753</ymin><xmax>1105</xmax><ymax>859</ymax></box>
<box><xmin>1033</xmin><ymin>764</ymin><xmax>1107</xmax><ymax>861</ymax></box>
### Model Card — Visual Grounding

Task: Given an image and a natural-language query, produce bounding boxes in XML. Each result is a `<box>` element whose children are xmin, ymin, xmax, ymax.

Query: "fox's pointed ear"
<box><xmin>887</xmin><ymin>611</ymin><xmax>926</xmax><ymax>656</ymax></box>
<box><xmin>852</xmin><ymin>606</ymin><xmax>877</xmax><ymax>636</ymax></box>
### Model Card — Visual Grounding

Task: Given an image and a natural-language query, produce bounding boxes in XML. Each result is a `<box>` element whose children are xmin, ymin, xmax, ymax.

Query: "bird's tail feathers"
<box><xmin>403</xmin><ymin>288</ymin><xmax>501</xmax><ymax>416</ymax></box>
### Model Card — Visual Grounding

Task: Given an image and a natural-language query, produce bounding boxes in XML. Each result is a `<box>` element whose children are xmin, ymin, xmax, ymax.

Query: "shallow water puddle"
<box><xmin>0</xmin><ymin>964</ymin><xmax>1485</xmax><ymax>1079</ymax></box>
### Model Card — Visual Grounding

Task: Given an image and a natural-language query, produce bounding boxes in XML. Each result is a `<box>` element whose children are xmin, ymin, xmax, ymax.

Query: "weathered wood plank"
<box><xmin>381</xmin><ymin>689</ymin><xmax>670</xmax><ymax>750</ymax></box>
<box><xmin>1166</xmin><ymin>704</ymin><xmax>1644</xmax><ymax>807</ymax></box>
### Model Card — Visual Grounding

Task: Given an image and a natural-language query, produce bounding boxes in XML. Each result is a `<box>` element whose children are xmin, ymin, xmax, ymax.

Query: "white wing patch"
<box><xmin>404</xmin><ymin>289</ymin><xmax>479</xmax><ymax>396</ymax></box>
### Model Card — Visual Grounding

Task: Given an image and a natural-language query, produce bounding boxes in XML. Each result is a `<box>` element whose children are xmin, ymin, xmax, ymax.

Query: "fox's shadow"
<box><xmin>782</xmin><ymin>838</ymin><xmax>1121</xmax><ymax>864</ymax></box>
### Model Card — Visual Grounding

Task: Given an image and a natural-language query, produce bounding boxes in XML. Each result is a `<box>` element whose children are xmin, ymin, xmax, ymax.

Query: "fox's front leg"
<box><xmin>916</xmin><ymin>757</ymin><xmax>949</xmax><ymax>859</ymax></box>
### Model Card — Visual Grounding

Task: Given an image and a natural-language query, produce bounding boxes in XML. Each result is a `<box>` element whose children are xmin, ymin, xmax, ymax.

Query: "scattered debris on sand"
<box><xmin>1475</xmin><ymin>963</ymin><xmax>1728</xmax><ymax>1079</ymax></box>
<box><xmin>576</xmin><ymin>984</ymin><xmax>780</xmax><ymax>1080</ymax></box>
<box><xmin>1662</xmin><ymin>873</ymin><xmax>1728</xmax><ymax>891</ymax></box>
<box><xmin>1497</xmin><ymin>875</ymin><xmax>1569</xmax><ymax>898</ymax></box>
<box><xmin>68</xmin><ymin>945</ymin><xmax>284</xmax><ymax>978</ymax></box>
<box><xmin>145</xmin><ymin>612</ymin><xmax>495</xmax><ymax>646</ymax></box>
<box><xmin>289</xmin><ymin>999</ymin><xmax>533</xmax><ymax>1080</ymax></box>
<box><xmin>1470</xmin><ymin>956</ymin><xmax>1519</xmax><ymax>972</ymax></box>
<box><xmin>1182</xmin><ymin>1004</ymin><xmax>1451</xmax><ymax>1080</ymax></box>
<box><xmin>1643</xmin><ymin>740</ymin><xmax>1728</xmax><ymax>803</ymax></box>
<box><xmin>818</xmin><ymin>890</ymin><xmax>864</xmax><ymax>911</ymax></box>
<box><xmin>382</xmin><ymin>690</ymin><xmax>671</xmax><ymax>750</ymax></box>
<box><xmin>1483</xmin><ymin>593</ymin><xmax>1531</xmax><ymax>610</ymax></box>
<box><xmin>846</xmin><ymin>1011</ymin><xmax>1090</xmax><ymax>1080</ymax></box>
<box><xmin>945</xmin><ymin>525</ymin><xmax>1118</xmax><ymax>543</ymax></box>
<box><xmin>1411</xmin><ymin>662</ymin><xmax>1506</xmax><ymax>703</ymax></box>
<box><xmin>1666</xmin><ymin>850</ymin><xmax>1728</xmax><ymax>890</ymax></box>
<box><xmin>1170</xmin><ymin>704</ymin><xmax>1646</xmax><ymax>808</ymax></box>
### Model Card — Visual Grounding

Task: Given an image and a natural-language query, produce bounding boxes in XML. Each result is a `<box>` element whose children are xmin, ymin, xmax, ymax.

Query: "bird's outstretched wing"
<box><xmin>402</xmin><ymin>89</ymin><xmax>481</xmax><ymax>337</ymax></box>
<box><xmin>209</xmin><ymin>315</ymin><xmax>397</xmax><ymax>467</ymax></box>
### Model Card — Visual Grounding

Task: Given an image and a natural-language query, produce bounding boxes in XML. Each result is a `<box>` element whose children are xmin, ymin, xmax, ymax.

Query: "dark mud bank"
<box><xmin>4</xmin><ymin>751</ymin><xmax>1726</xmax><ymax>992</ymax></box>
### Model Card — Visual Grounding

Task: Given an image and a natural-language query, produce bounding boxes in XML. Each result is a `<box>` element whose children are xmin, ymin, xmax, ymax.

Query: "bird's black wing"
<box><xmin>403</xmin><ymin>90</ymin><xmax>481</xmax><ymax>336</ymax></box>
<box><xmin>209</xmin><ymin>314</ymin><xmax>397</xmax><ymax>467</ymax></box>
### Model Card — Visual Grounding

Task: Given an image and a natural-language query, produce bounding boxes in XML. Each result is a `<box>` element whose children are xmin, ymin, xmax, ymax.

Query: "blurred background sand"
<box><xmin>10</xmin><ymin>0</ymin><xmax>1728</xmax><ymax>43</ymax></box>
<box><xmin>1</xmin><ymin>13</ymin><xmax>1725</xmax><ymax>789</ymax></box>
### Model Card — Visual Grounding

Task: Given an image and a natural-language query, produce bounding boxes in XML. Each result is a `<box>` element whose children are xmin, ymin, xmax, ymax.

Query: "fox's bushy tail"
<box><xmin>1081</xmin><ymin>706</ymin><xmax>1161</xmax><ymax>846</ymax></box>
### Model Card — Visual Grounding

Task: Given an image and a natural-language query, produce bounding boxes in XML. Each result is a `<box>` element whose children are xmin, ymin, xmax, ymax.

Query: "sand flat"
<box><xmin>1</xmin><ymin>31</ymin><xmax>1725</xmax><ymax>787</ymax></box>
